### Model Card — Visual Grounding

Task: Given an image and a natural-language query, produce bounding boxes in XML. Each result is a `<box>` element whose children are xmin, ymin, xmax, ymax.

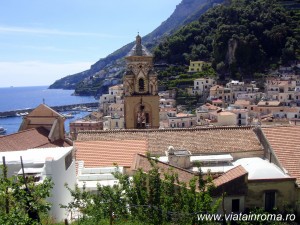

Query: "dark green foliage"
<box><xmin>154</xmin><ymin>0</ymin><xmax>300</xmax><ymax>79</ymax></box>
<box><xmin>0</xmin><ymin>165</ymin><xmax>53</xmax><ymax>225</ymax></box>
<box><xmin>63</xmin><ymin>158</ymin><xmax>220</xmax><ymax>225</ymax></box>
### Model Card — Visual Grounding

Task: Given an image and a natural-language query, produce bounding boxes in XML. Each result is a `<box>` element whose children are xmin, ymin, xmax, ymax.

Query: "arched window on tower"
<box><xmin>139</xmin><ymin>78</ymin><xmax>145</xmax><ymax>92</ymax></box>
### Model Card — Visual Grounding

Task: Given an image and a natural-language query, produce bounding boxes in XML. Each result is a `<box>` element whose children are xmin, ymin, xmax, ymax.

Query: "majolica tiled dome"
<box><xmin>127</xmin><ymin>34</ymin><xmax>152</xmax><ymax>57</ymax></box>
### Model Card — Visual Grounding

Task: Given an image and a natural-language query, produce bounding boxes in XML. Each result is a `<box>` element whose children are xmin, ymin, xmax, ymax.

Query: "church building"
<box><xmin>123</xmin><ymin>34</ymin><xmax>159</xmax><ymax>129</ymax></box>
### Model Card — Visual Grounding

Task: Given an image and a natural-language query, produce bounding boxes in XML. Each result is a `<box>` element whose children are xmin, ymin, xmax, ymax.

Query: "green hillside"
<box><xmin>280</xmin><ymin>0</ymin><xmax>300</xmax><ymax>57</ymax></box>
<box><xmin>154</xmin><ymin>0</ymin><xmax>300</xmax><ymax>80</ymax></box>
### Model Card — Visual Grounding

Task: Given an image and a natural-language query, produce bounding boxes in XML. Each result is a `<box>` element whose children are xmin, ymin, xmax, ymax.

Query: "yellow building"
<box><xmin>188</xmin><ymin>60</ymin><xmax>210</xmax><ymax>73</ymax></box>
<box><xmin>123</xmin><ymin>34</ymin><xmax>159</xmax><ymax>129</ymax></box>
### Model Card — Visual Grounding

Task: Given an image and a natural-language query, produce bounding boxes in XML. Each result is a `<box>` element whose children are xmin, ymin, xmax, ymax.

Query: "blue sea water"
<box><xmin>0</xmin><ymin>86</ymin><xmax>97</xmax><ymax>135</ymax></box>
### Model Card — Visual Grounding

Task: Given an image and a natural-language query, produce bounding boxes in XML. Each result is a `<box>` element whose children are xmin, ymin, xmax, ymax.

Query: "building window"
<box><xmin>146</xmin><ymin>113</ymin><xmax>150</xmax><ymax>124</ymax></box>
<box><xmin>139</xmin><ymin>78</ymin><xmax>145</xmax><ymax>92</ymax></box>
<box><xmin>265</xmin><ymin>191</ymin><xmax>276</xmax><ymax>212</ymax></box>
<box><xmin>232</xmin><ymin>199</ymin><xmax>240</xmax><ymax>212</ymax></box>
<box><xmin>65</xmin><ymin>151</ymin><xmax>73</xmax><ymax>170</ymax></box>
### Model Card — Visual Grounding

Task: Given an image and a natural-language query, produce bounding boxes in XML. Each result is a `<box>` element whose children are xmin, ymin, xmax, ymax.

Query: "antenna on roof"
<box><xmin>43</xmin><ymin>98</ymin><xmax>45</xmax><ymax>104</ymax></box>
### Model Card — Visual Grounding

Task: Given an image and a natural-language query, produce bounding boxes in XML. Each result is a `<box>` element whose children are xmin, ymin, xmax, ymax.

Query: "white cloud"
<box><xmin>0</xmin><ymin>25</ymin><xmax>128</xmax><ymax>38</ymax></box>
<box><xmin>0</xmin><ymin>61</ymin><xmax>93</xmax><ymax>87</ymax></box>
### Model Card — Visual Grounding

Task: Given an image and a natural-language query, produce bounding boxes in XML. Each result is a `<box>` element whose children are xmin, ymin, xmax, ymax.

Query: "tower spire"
<box><xmin>135</xmin><ymin>33</ymin><xmax>142</xmax><ymax>56</ymax></box>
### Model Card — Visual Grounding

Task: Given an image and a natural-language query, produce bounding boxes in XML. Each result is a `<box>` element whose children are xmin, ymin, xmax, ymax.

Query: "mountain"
<box><xmin>49</xmin><ymin>0</ymin><xmax>225</xmax><ymax>96</ymax></box>
<box><xmin>154</xmin><ymin>0</ymin><xmax>300</xmax><ymax>80</ymax></box>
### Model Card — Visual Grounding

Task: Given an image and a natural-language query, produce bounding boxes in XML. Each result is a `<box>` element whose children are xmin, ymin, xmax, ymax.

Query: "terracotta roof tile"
<box><xmin>131</xmin><ymin>153</ymin><xmax>196</xmax><ymax>185</ymax></box>
<box><xmin>0</xmin><ymin>127</ymin><xmax>70</xmax><ymax>152</ymax></box>
<box><xmin>262</xmin><ymin>126</ymin><xmax>300</xmax><ymax>186</ymax></box>
<box><xmin>213</xmin><ymin>165</ymin><xmax>247</xmax><ymax>187</ymax></box>
<box><xmin>77</xmin><ymin>127</ymin><xmax>263</xmax><ymax>156</ymax></box>
<box><xmin>75</xmin><ymin>140</ymin><xmax>148</xmax><ymax>167</ymax></box>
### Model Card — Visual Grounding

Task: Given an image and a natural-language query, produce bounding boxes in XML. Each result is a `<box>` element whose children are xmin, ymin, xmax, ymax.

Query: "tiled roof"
<box><xmin>109</xmin><ymin>84</ymin><xmax>123</xmax><ymax>90</ymax></box>
<box><xmin>77</xmin><ymin>127</ymin><xmax>263</xmax><ymax>156</ymax></box>
<box><xmin>257</xmin><ymin>101</ymin><xmax>281</xmax><ymax>106</ymax></box>
<box><xmin>160</xmin><ymin>108</ymin><xmax>176</xmax><ymax>112</ymax></box>
<box><xmin>218</xmin><ymin>111</ymin><xmax>235</xmax><ymax>116</ymax></box>
<box><xmin>210</xmin><ymin>85</ymin><xmax>224</xmax><ymax>90</ymax></box>
<box><xmin>176</xmin><ymin>113</ymin><xmax>195</xmax><ymax>118</ymax></box>
<box><xmin>261</xmin><ymin>126</ymin><xmax>300</xmax><ymax>186</ymax></box>
<box><xmin>0</xmin><ymin>127</ymin><xmax>70</xmax><ymax>152</ymax></box>
<box><xmin>212</xmin><ymin>99</ymin><xmax>223</xmax><ymax>103</ymax></box>
<box><xmin>234</xmin><ymin>100</ymin><xmax>251</xmax><ymax>106</ymax></box>
<box><xmin>213</xmin><ymin>165</ymin><xmax>248</xmax><ymax>187</ymax></box>
<box><xmin>131</xmin><ymin>153</ymin><xmax>196</xmax><ymax>185</ymax></box>
<box><xmin>75</xmin><ymin>140</ymin><xmax>148</xmax><ymax>168</ymax></box>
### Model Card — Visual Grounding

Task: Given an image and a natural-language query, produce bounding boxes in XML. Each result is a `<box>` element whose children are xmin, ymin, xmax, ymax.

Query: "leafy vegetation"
<box><xmin>0</xmin><ymin>164</ymin><xmax>53</xmax><ymax>225</ymax></box>
<box><xmin>63</xmin><ymin>158</ymin><xmax>220</xmax><ymax>225</ymax></box>
<box><xmin>157</xmin><ymin>64</ymin><xmax>216</xmax><ymax>107</ymax></box>
<box><xmin>154</xmin><ymin>0</ymin><xmax>300</xmax><ymax>79</ymax></box>
<box><xmin>158</xmin><ymin>64</ymin><xmax>216</xmax><ymax>89</ymax></box>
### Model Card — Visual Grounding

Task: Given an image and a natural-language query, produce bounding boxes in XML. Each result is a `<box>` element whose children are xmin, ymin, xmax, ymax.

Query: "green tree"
<box><xmin>0</xmin><ymin>164</ymin><xmax>53</xmax><ymax>225</ymax></box>
<box><xmin>63</xmin><ymin>157</ymin><xmax>220</xmax><ymax>225</ymax></box>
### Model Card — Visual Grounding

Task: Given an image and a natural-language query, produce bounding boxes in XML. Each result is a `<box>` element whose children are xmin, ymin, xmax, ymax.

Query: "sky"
<box><xmin>0</xmin><ymin>0</ymin><xmax>182</xmax><ymax>87</ymax></box>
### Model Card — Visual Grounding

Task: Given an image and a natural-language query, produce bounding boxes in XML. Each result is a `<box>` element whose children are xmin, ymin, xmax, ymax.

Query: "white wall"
<box><xmin>45</xmin><ymin>152</ymin><xmax>76</xmax><ymax>222</ymax></box>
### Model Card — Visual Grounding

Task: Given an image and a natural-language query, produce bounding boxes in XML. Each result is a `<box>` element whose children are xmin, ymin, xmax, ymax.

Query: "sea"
<box><xmin>0</xmin><ymin>86</ymin><xmax>98</xmax><ymax>135</ymax></box>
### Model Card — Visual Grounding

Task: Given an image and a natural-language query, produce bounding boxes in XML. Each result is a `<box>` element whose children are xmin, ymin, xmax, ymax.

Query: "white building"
<box><xmin>192</xmin><ymin>78</ymin><xmax>216</xmax><ymax>100</ymax></box>
<box><xmin>103</xmin><ymin>115</ymin><xmax>124</xmax><ymax>130</ymax></box>
<box><xmin>0</xmin><ymin>147</ymin><xmax>76</xmax><ymax>222</ymax></box>
<box><xmin>159</xmin><ymin>98</ymin><xmax>176</xmax><ymax>108</ymax></box>
<box><xmin>107</xmin><ymin>103</ymin><xmax>124</xmax><ymax>117</ymax></box>
<box><xmin>168</xmin><ymin>112</ymin><xmax>197</xmax><ymax>128</ymax></box>
<box><xmin>226</xmin><ymin>80</ymin><xmax>259</xmax><ymax>102</ymax></box>
<box><xmin>99</xmin><ymin>84</ymin><xmax>124</xmax><ymax>115</ymax></box>
<box><xmin>216</xmin><ymin>111</ymin><xmax>237</xmax><ymax>126</ymax></box>
<box><xmin>77</xmin><ymin>163</ymin><xmax>122</xmax><ymax>192</ymax></box>
<box><xmin>99</xmin><ymin>94</ymin><xmax>115</xmax><ymax>114</ymax></box>
<box><xmin>108</xmin><ymin>84</ymin><xmax>123</xmax><ymax>96</ymax></box>
<box><xmin>230</xmin><ymin>109</ymin><xmax>249</xmax><ymax>126</ymax></box>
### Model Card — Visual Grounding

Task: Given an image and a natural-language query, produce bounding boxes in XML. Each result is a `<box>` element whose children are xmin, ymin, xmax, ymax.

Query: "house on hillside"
<box><xmin>188</xmin><ymin>60</ymin><xmax>210</xmax><ymax>73</ymax></box>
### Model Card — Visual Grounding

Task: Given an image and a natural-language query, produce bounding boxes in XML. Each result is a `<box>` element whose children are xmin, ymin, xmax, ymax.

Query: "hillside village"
<box><xmin>70</xmin><ymin>60</ymin><xmax>300</xmax><ymax>134</ymax></box>
<box><xmin>1</xmin><ymin>35</ymin><xmax>300</xmax><ymax>224</ymax></box>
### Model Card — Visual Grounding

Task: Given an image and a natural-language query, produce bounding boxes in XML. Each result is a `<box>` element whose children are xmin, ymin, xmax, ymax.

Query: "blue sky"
<box><xmin>0</xmin><ymin>0</ymin><xmax>181</xmax><ymax>87</ymax></box>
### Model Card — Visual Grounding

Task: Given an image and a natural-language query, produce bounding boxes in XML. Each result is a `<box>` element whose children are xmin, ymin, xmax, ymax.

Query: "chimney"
<box><xmin>167</xmin><ymin>146</ymin><xmax>192</xmax><ymax>169</ymax></box>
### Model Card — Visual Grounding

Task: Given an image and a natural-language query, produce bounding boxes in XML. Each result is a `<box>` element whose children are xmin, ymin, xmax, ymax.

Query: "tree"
<box><xmin>0</xmin><ymin>163</ymin><xmax>53</xmax><ymax>225</ymax></box>
<box><xmin>63</xmin><ymin>157</ymin><xmax>220</xmax><ymax>224</ymax></box>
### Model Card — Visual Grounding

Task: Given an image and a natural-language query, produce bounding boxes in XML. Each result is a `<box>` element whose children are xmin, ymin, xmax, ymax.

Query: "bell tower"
<box><xmin>123</xmin><ymin>34</ymin><xmax>159</xmax><ymax>129</ymax></box>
